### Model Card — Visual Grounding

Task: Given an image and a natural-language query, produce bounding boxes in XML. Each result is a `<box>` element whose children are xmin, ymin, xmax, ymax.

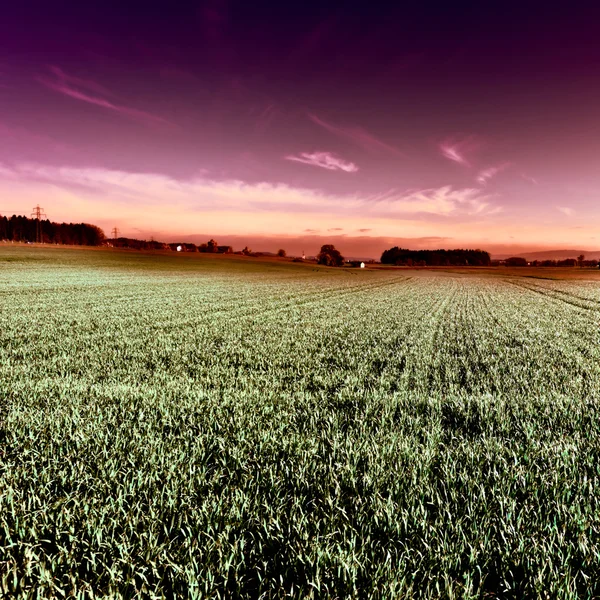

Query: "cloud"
<box><xmin>1</xmin><ymin>163</ymin><xmax>501</xmax><ymax>223</ymax></box>
<box><xmin>373</xmin><ymin>185</ymin><xmax>495</xmax><ymax>217</ymax></box>
<box><xmin>557</xmin><ymin>206</ymin><xmax>574</xmax><ymax>216</ymax></box>
<box><xmin>328</xmin><ymin>227</ymin><xmax>343</xmax><ymax>231</ymax></box>
<box><xmin>521</xmin><ymin>173</ymin><xmax>539</xmax><ymax>185</ymax></box>
<box><xmin>253</xmin><ymin>103</ymin><xmax>281</xmax><ymax>133</ymax></box>
<box><xmin>308</xmin><ymin>113</ymin><xmax>403</xmax><ymax>156</ymax></box>
<box><xmin>304</xmin><ymin>228</ymin><xmax>319</xmax><ymax>233</ymax></box>
<box><xmin>37</xmin><ymin>67</ymin><xmax>173</xmax><ymax>128</ymax></box>
<box><xmin>285</xmin><ymin>151</ymin><xmax>358</xmax><ymax>172</ymax></box>
<box><xmin>439</xmin><ymin>136</ymin><xmax>480</xmax><ymax>167</ymax></box>
<box><xmin>440</xmin><ymin>144</ymin><xmax>467</xmax><ymax>165</ymax></box>
<box><xmin>357</xmin><ymin>228</ymin><xmax>372</xmax><ymax>232</ymax></box>
<box><xmin>0</xmin><ymin>163</ymin><xmax>15</xmax><ymax>177</ymax></box>
<box><xmin>476</xmin><ymin>162</ymin><xmax>511</xmax><ymax>185</ymax></box>
<box><xmin>48</xmin><ymin>66</ymin><xmax>115</xmax><ymax>97</ymax></box>
<box><xmin>0</xmin><ymin>121</ymin><xmax>70</xmax><ymax>153</ymax></box>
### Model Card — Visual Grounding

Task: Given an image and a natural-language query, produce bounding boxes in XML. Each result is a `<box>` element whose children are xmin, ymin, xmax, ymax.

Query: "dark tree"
<box><xmin>317</xmin><ymin>244</ymin><xmax>344</xmax><ymax>267</ymax></box>
<box><xmin>207</xmin><ymin>239</ymin><xmax>218</xmax><ymax>253</ymax></box>
<box><xmin>381</xmin><ymin>247</ymin><xmax>491</xmax><ymax>266</ymax></box>
<box><xmin>277</xmin><ymin>248</ymin><xmax>286</xmax><ymax>257</ymax></box>
<box><xmin>505</xmin><ymin>257</ymin><xmax>528</xmax><ymax>267</ymax></box>
<box><xmin>0</xmin><ymin>214</ymin><xmax>105</xmax><ymax>246</ymax></box>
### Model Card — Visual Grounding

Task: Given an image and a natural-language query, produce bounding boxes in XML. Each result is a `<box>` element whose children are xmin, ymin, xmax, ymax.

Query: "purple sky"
<box><xmin>1</xmin><ymin>1</ymin><xmax>600</xmax><ymax>255</ymax></box>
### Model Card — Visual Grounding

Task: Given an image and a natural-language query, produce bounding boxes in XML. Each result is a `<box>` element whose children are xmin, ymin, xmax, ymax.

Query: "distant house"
<box><xmin>217</xmin><ymin>245</ymin><xmax>233</xmax><ymax>253</ymax></box>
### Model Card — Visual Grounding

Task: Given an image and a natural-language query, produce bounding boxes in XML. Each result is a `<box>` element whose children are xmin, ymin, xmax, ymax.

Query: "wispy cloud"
<box><xmin>1</xmin><ymin>162</ymin><xmax>500</xmax><ymax>221</ymax></box>
<box><xmin>0</xmin><ymin>121</ymin><xmax>69</xmax><ymax>153</ymax></box>
<box><xmin>521</xmin><ymin>173</ymin><xmax>539</xmax><ymax>185</ymax></box>
<box><xmin>37</xmin><ymin>67</ymin><xmax>174</xmax><ymax>128</ymax></box>
<box><xmin>285</xmin><ymin>151</ymin><xmax>358</xmax><ymax>172</ymax></box>
<box><xmin>253</xmin><ymin>102</ymin><xmax>281</xmax><ymax>133</ymax></box>
<box><xmin>48</xmin><ymin>66</ymin><xmax>115</xmax><ymax>97</ymax></box>
<box><xmin>476</xmin><ymin>162</ymin><xmax>511</xmax><ymax>185</ymax></box>
<box><xmin>308</xmin><ymin>113</ymin><xmax>403</xmax><ymax>156</ymax></box>
<box><xmin>557</xmin><ymin>206</ymin><xmax>574</xmax><ymax>216</ymax></box>
<box><xmin>0</xmin><ymin>163</ymin><xmax>15</xmax><ymax>177</ymax></box>
<box><xmin>357</xmin><ymin>228</ymin><xmax>372</xmax><ymax>232</ymax></box>
<box><xmin>328</xmin><ymin>227</ymin><xmax>343</xmax><ymax>231</ymax></box>
<box><xmin>375</xmin><ymin>185</ymin><xmax>496</xmax><ymax>216</ymax></box>
<box><xmin>439</xmin><ymin>136</ymin><xmax>480</xmax><ymax>167</ymax></box>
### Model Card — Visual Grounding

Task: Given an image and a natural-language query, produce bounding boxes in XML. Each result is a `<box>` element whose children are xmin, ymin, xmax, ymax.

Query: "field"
<box><xmin>2</xmin><ymin>245</ymin><xmax>600</xmax><ymax>598</ymax></box>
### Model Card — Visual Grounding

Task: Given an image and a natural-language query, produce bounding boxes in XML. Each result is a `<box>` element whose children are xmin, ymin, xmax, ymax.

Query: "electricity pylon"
<box><xmin>30</xmin><ymin>205</ymin><xmax>47</xmax><ymax>243</ymax></box>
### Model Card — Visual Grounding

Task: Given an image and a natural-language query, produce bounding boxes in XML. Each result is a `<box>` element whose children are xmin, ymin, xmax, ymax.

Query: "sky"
<box><xmin>1</xmin><ymin>1</ymin><xmax>600</xmax><ymax>256</ymax></box>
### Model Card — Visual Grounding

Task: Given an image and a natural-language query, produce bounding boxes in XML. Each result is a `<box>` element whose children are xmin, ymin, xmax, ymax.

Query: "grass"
<box><xmin>2</xmin><ymin>245</ymin><xmax>600</xmax><ymax>598</ymax></box>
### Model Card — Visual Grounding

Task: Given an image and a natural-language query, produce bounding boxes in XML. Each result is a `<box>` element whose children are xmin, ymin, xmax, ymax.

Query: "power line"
<box><xmin>30</xmin><ymin>204</ymin><xmax>47</xmax><ymax>243</ymax></box>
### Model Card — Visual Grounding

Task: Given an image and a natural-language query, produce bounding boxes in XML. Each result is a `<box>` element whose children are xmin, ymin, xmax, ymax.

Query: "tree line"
<box><xmin>502</xmin><ymin>255</ymin><xmax>598</xmax><ymax>268</ymax></box>
<box><xmin>380</xmin><ymin>247</ymin><xmax>491</xmax><ymax>266</ymax></box>
<box><xmin>0</xmin><ymin>217</ymin><xmax>239</xmax><ymax>254</ymax></box>
<box><xmin>0</xmin><ymin>215</ymin><xmax>105</xmax><ymax>246</ymax></box>
<box><xmin>111</xmin><ymin>237</ymin><xmax>234</xmax><ymax>253</ymax></box>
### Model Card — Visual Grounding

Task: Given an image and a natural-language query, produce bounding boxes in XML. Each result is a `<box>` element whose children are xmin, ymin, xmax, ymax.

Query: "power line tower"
<box><xmin>30</xmin><ymin>205</ymin><xmax>47</xmax><ymax>243</ymax></box>
<box><xmin>111</xmin><ymin>227</ymin><xmax>119</xmax><ymax>240</ymax></box>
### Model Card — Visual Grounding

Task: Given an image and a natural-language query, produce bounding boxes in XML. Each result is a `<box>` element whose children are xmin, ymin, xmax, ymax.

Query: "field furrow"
<box><xmin>2</xmin><ymin>247</ymin><xmax>600</xmax><ymax>598</ymax></box>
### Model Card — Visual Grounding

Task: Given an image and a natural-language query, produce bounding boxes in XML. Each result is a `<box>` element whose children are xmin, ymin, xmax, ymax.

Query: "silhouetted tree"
<box><xmin>277</xmin><ymin>248</ymin><xmax>286</xmax><ymax>257</ymax></box>
<box><xmin>207</xmin><ymin>239</ymin><xmax>218</xmax><ymax>253</ymax></box>
<box><xmin>577</xmin><ymin>254</ymin><xmax>585</xmax><ymax>268</ymax></box>
<box><xmin>317</xmin><ymin>244</ymin><xmax>344</xmax><ymax>267</ymax></box>
<box><xmin>0</xmin><ymin>214</ymin><xmax>105</xmax><ymax>245</ymax></box>
<box><xmin>505</xmin><ymin>257</ymin><xmax>528</xmax><ymax>267</ymax></box>
<box><xmin>558</xmin><ymin>258</ymin><xmax>577</xmax><ymax>267</ymax></box>
<box><xmin>381</xmin><ymin>247</ymin><xmax>491</xmax><ymax>266</ymax></box>
<box><xmin>242</xmin><ymin>246</ymin><xmax>252</xmax><ymax>256</ymax></box>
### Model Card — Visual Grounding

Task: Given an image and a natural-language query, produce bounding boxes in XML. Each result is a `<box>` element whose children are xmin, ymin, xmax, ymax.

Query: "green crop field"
<box><xmin>2</xmin><ymin>245</ymin><xmax>600</xmax><ymax>598</ymax></box>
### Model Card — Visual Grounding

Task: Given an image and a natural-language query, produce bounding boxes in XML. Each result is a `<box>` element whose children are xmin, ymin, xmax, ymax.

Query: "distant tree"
<box><xmin>277</xmin><ymin>248</ymin><xmax>286</xmax><ymax>257</ymax></box>
<box><xmin>207</xmin><ymin>239</ymin><xmax>218</xmax><ymax>253</ymax></box>
<box><xmin>317</xmin><ymin>244</ymin><xmax>344</xmax><ymax>267</ymax></box>
<box><xmin>558</xmin><ymin>258</ymin><xmax>577</xmax><ymax>267</ymax></box>
<box><xmin>505</xmin><ymin>257</ymin><xmax>528</xmax><ymax>267</ymax></box>
<box><xmin>0</xmin><ymin>214</ymin><xmax>105</xmax><ymax>245</ymax></box>
<box><xmin>242</xmin><ymin>246</ymin><xmax>252</xmax><ymax>256</ymax></box>
<box><xmin>577</xmin><ymin>254</ymin><xmax>585</xmax><ymax>268</ymax></box>
<box><xmin>381</xmin><ymin>247</ymin><xmax>491</xmax><ymax>266</ymax></box>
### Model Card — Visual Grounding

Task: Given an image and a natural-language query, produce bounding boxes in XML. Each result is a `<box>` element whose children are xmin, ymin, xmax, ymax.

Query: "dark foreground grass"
<box><xmin>1</xmin><ymin>246</ymin><xmax>600</xmax><ymax>598</ymax></box>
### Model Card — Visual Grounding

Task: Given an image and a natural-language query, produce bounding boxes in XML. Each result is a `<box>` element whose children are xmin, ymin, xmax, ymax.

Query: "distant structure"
<box><xmin>360</xmin><ymin>262</ymin><xmax>365</xmax><ymax>268</ymax></box>
<box><xmin>111</xmin><ymin>227</ymin><xmax>119</xmax><ymax>240</ymax></box>
<box><xmin>177</xmin><ymin>245</ymin><xmax>182</xmax><ymax>252</ymax></box>
<box><xmin>302</xmin><ymin>249</ymin><xmax>306</xmax><ymax>260</ymax></box>
<box><xmin>30</xmin><ymin>204</ymin><xmax>47</xmax><ymax>243</ymax></box>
